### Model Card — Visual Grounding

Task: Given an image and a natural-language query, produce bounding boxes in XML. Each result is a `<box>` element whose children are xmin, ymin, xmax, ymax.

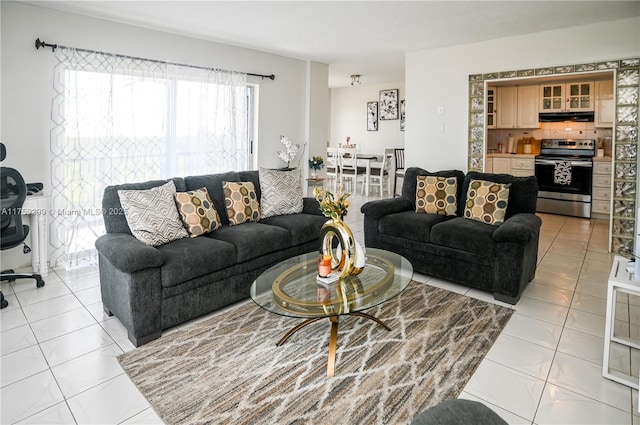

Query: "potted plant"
<box><xmin>308</xmin><ymin>156</ymin><xmax>324</xmax><ymax>178</ymax></box>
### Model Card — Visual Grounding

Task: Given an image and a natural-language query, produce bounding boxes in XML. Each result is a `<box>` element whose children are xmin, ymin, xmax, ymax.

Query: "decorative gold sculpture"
<box><xmin>313</xmin><ymin>186</ymin><xmax>364</xmax><ymax>278</ymax></box>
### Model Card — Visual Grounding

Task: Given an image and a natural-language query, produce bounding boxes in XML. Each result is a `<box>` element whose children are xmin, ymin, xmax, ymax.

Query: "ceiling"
<box><xmin>23</xmin><ymin>1</ymin><xmax>640</xmax><ymax>87</ymax></box>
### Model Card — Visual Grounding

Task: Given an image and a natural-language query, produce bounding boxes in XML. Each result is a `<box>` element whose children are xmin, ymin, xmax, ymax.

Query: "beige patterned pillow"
<box><xmin>175</xmin><ymin>187</ymin><xmax>222</xmax><ymax>237</ymax></box>
<box><xmin>415</xmin><ymin>175</ymin><xmax>457</xmax><ymax>216</ymax></box>
<box><xmin>223</xmin><ymin>181</ymin><xmax>261</xmax><ymax>225</ymax></box>
<box><xmin>118</xmin><ymin>181</ymin><xmax>189</xmax><ymax>246</ymax></box>
<box><xmin>259</xmin><ymin>168</ymin><xmax>303</xmax><ymax>218</ymax></box>
<box><xmin>463</xmin><ymin>180</ymin><xmax>511</xmax><ymax>225</ymax></box>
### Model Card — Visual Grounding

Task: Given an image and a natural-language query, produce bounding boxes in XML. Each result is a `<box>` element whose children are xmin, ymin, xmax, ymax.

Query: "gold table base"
<box><xmin>276</xmin><ymin>312</ymin><xmax>392</xmax><ymax>377</ymax></box>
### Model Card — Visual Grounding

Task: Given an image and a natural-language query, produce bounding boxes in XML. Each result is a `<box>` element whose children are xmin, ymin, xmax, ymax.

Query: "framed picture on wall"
<box><xmin>367</xmin><ymin>101</ymin><xmax>378</xmax><ymax>131</ymax></box>
<box><xmin>400</xmin><ymin>99</ymin><xmax>405</xmax><ymax>131</ymax></box>
<box><xmin>379</xmin><ymin>89</ymin><xmax>399</xmax><ymax>120</ymax></box>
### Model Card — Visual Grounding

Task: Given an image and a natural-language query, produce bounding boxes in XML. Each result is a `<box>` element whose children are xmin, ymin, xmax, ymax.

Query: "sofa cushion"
<box><xmin>184</xmin><ymin>171</ymin><xmax>240</xmax><ymax>226</ymax></box>
<box><xmin>223</xmin><ymin>181</ymin><xmax>261</xmax><ymax>225</ymax></box>
<box><xmin>378</xmin><ymin>210</ymin><xmax>453</xmax><ymax>243</ymax></box>
<box><xmin>415</xmin><ymin>175</ymin><xmax>457</xmax><ymax>216</ymax></box>
<box><xmin>463</xmin><ymin>180</ymin><xmax>511</xmax><ymax>225</ymax></box>
<box><xmin>175</xmin><ymin>187</ymin><xmax>222</xmax><ymax>237</ymax></box>
<box><xmin>430</xmin><ymin>217</ymin><xmax>496</xmax><ymax>258</ymax></box>
<box><xmin>102</xmin><ymin>178</ymin><xmax>185</xmax><ymax>234</ymax></box>
<box><xmin>260</xmin><ymin>213</ymin><xmax>327</xmax><ymax>246</ymax></box>
<box><xmin>209</xmin><ymin>222</ymin><xmax>291</xmax><ymax>263</ymax></box>
<box><xmin>461</xmin><ymin>172</ymin><xmax>538</xmax><ymax>218</ymax></box>
<box><xmin>118</xmin><ymin>181</ymin><xmax>189</xmax><ymax>246</ymax></box>
<box><xmin>156</xmin><ymin>236</ymin><xmax>237</xmax><ymax>287</ymax></box>
<box><xmin>402</xmin><ymin>168</ymin><xmax>466</xmax><ymax>212</ymax></box>
<box><xmin>259</xmin><ymin>168</ymin><xmax>303</xmax><ymax>218</ymax></box>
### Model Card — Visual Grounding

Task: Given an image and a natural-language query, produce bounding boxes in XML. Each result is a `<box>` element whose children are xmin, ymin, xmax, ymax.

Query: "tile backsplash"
<box><xmin>488</xmin><ymin>124</ymin><xmax>613</xmax><ymax>155</ymax></box>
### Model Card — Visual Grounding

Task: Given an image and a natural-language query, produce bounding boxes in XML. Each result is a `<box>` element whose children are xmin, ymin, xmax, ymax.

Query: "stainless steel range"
<box><xmin>535</xmin><ymin>139</ymin><xmax>595</xmax><ymax>218</ymax></box>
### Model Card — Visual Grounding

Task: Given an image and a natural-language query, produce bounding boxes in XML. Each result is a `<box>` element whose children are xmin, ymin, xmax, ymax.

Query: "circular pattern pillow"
<box><xmin>415</xmin><ymin>175</ymin><xmax>457</xmax><ymax>216</ymax></box>
<box><xmin>175</xmin><ymin>187</ymin><xmax>222</xmax><ymax>237</ymax></box>
<box><xmin>463</xmin><ymin>179</ymin><xmax>511</xmax><ymax>225</ymax></box>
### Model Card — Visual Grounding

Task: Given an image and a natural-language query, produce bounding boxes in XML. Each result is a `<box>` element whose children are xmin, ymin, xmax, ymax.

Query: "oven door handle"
<box><xmin>535</xmin><ymin>159</ymin><xmax>592</xmax><ymax>167</ymax></box>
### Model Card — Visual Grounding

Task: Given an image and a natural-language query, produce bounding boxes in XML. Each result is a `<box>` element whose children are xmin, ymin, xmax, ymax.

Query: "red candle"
<box><xmin>318</xmin><ymin>254</ymin><xmax>332</xmax><ymax>277</ymax></box>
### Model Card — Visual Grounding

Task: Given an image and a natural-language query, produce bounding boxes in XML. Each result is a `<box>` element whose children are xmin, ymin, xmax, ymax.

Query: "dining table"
<box><xmin>326</xmin><ymin>151</ymin><xmax>380</xmax><ymax>196</ymax></box>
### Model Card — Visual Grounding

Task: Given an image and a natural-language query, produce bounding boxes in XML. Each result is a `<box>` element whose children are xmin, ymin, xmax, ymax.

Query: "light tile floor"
<box><xmin>1</xmin><ymin>190</ymin><xmax>639</xmax><ymax>424</ymax></box>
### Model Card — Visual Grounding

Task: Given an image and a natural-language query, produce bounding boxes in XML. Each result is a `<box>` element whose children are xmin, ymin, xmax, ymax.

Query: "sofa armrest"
<box><xmin>361</xmin><ymin>198</ymin><xmax>414</xmax><ymax>219</ymax></box>
<box><xmin>493</xmin><ymin>213</ymin><xmax>542</xmax><ymax>245</ymax></box>
<box><xmin>302</xmin><ymin>197</ymin><xmax>324</xmax><ymax>216</ymax></box>
<box><xmin>95</xmin><ymin>233</ymin><xmax>166</xmax><ymax>273</ymax></box>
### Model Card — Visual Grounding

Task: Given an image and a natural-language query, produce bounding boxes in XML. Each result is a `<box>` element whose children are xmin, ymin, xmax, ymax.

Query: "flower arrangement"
<box><xmin>313</xmin><ymin>187</ymin><xmax>351</xmax><ymax>220</ymax></box>
<box><xmin>277</xmin><ymin>135</ymin><xmax>301</xmax><ymax>169</ymax></box>
<box><xmin>308</xmin><ymin>156</ymin><xmax>325</xmax><ymax>170</ymax></box>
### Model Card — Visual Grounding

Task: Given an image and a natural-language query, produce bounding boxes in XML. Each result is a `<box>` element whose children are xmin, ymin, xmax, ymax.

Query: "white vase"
<box><xmin>311</xmin><ymin>170</ymin><xmax>318</xmax><ymax>178</ymax></box>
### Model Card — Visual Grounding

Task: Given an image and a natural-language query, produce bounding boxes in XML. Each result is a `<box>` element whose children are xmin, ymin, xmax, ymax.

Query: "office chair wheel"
<box><xmin>0</xmin><ymin>270</ymin><xmax>16</xmax><ymax>283</ymax></box>
<box><xmin>0</xmin><ymin>292</ymin><xmax>7</xmax><ymax>309</ymax></box>
<box><xmin>36</xmin><ymin>278</ymin><xmax>45</xmax><ymax>288</ymax></box>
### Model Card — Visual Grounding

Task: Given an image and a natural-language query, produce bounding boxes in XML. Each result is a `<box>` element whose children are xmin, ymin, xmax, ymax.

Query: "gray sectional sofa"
<box><xmin>361</xmin><ymin>167</ymin><xmax>541</xmax><ymax>304</ymax></box>
<box><xmin>95</xmin><ymin>170</ymin><xmax>326</xmax><ymax>346</ymax></box>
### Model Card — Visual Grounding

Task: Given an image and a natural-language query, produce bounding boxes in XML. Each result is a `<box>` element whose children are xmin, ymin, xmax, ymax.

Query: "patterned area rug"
<box><xmin>118</xmin><ymin>281</ymin><xmax>513</xmax><ymax>424</ymax></box>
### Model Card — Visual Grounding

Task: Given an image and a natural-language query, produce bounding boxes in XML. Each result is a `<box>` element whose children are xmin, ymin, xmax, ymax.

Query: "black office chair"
<box><xmin>1</xmin><ymin>143</ymin><xmax>45</xmax><ymax>309</ymax></box>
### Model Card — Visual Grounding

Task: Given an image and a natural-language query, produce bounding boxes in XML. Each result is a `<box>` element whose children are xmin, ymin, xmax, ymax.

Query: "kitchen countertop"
<box><xmin>488</xmin><ymin>153</ymin><xmax>612</xmax><ymax>162</ymax></box>
<box><xmin>487</xmin><ymin>153</ymin><xmax>537</xmax><ymax>159</ymax></box>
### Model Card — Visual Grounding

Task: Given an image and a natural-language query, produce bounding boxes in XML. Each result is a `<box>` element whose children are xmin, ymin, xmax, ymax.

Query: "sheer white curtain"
<box><xmin>49</xmin><ymin>47</ymin><xmax>248</xmax><ymax>268</ymax></box>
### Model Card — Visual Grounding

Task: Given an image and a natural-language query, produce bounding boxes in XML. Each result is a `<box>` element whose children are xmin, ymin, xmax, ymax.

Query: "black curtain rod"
<box><xmin>34</xmin><ymin>38</ymin><xmax>275</xmax><ymax>81</ymax></box>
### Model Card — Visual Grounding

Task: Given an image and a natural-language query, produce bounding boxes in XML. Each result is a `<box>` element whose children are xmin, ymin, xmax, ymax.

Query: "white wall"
<box><xmin>1</xmin><ymin>1</ymin><xmax>327</xmax><ymax>268</ymax></box>
<box><xmin>330</xmin><ymin>82</ymin><xmax>405</xmax><ymax>155</ymax></box>
<box><xmin>406</xmin><ymin>17</ymin><xmax>640</xmax><ymax>172</ymax></box>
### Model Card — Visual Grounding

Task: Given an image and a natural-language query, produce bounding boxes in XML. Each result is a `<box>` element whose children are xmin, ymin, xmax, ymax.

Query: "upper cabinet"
<box><xmin>496</xmin><ymin>85</ymin><xmax>539</xmax><ymax>129</ymax></box>
<box><xmin>540</xmin><ymin>81</ymin><xmax>594</xmax><ymax>112</ymax></box>
<box><xmin>595</xmin><ymin>80</ymin><xmax>614</xmax><ymax>128</ymax></box>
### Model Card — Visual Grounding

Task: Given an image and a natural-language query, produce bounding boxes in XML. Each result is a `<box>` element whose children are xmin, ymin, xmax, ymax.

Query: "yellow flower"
<box><xmin>313</xmin><ymin>187</ymin><xmax>351</xmax><ymax>220</ymax></box>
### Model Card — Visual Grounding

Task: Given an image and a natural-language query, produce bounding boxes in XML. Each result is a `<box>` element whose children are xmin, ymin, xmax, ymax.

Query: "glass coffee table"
<box><xmin>250</xmin><ymin>248</ymin><xmax>413</xmax><ymax>377</ymax></box>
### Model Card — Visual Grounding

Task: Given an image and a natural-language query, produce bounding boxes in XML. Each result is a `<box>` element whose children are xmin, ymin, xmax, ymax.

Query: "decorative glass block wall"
<box><xmin>468</xmin><ymin>58</ymin><xmax>640</xmax><ymax>253</ymax></box>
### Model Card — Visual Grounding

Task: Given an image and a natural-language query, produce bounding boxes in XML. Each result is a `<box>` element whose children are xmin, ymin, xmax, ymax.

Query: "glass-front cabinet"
<box><xmin>540</xmin><ymin>81</ymin><xmax>594</xmax><ymax>112</ymax></box>
<box><xmin>486</xmin><ymin>86</ymin><xmax>496</xmax><ymax>129</ymax></box>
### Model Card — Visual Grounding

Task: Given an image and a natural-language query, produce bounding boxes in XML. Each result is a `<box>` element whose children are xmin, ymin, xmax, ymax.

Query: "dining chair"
<box><xmin>326</xmin><ymin>147</ymin><xmax>340</xmax><ymax>191</ymax></box>
<box><xmin>393</xmin><ymin>148</ymin><xmax>405</xmax><ymax>197</ymax></box>
<box><xmin>338</xmin><ymin>147</ymin><xmax>366</xmax><ymax>193</ymax></box>
<box><xmin>362</xmin><ymin>150</ymin><xmax>393</xmax><ymax>196</ymax></box>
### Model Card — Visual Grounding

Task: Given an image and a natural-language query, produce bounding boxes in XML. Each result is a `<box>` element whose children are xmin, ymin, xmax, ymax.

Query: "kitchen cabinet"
<box><xmin>485</xmin><ymin>157</ymin><xmax>493</xmax><ymax>173</ymax></box>
<box><xmin>595</xmin><ymin>80</ymin><xmax>614</xmax><ymax>128</ymax></box>
<box><xmin>510</xmin><ymin>158</ymin><xmax>535</xmax><ymax>177</ymax></box>
<box><xmin>496</xmin><ymin>85</ymin><xmax>539</xmax><ymax>129</ymax></box>
<box><xmin>492</xmin><ymin>157</ymin><xmax>511</xmax><ymax>174</ymax></box>
<box><xmin>517</xmin><ymin>85</ymin><xmax>540</xmax><ymax>128</ymax></box>
<box><xmin>592</xmin><ymin>159</ymin><xmax>612</xmax><ymax>218</ymax></box>
<box><xmin>487</xmin><ymin>156</ymin><xmax>534</xmax><ymax>176</ymax></box>
<box><xmin>540</xmin><ymin>81</ymin><xmax>594</xmax><ymax>112</ymax></box>
<box><xmin>496</xmin><ymin>86</ymin><xmax>517</xmax><ymax>128</ymax></box>
<box><xmin>486</xmin><ymin>86</ymin><xmax>497</xmax><ymax>129</ymax></box>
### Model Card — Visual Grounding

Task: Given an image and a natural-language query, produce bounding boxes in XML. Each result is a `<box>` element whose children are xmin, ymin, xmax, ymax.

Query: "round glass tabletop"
<box><xmin>250</xmin><ymin>248</ymin><xmax>413</xmax><ymax>318</ymax></box>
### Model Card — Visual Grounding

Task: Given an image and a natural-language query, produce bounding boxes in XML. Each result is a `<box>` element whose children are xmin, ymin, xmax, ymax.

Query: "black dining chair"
<box><xmin>1</xmin><ymin>143</ymin><xmax>45</xmax><ymax>309</ymax></box>
<box><xmin>393</xmin><ymin>148</ymin><xmax>405</xmax><ymax>197</ymax></box>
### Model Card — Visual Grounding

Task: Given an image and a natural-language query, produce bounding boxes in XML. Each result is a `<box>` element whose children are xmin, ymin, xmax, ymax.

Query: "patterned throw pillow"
<box><xmin>463</xmin><ymin>179</ymin><xmax>511</xmax><ymax>225</ymax></box>
<box><xmin>174</xmin><ymin>187</ymin><xmax>222</xmax><ymax>237</ymax></box>
<box><xmin>259</xmin><ymin>168</ymin><xmax>303</xmax><ymax>218</ymax></box>
<box><xmin>118</xmin><ymin>181</ymin><xmax>189</xmax><ymax>246</ymax></box>
<box><xmin>223</xmin><ymin>181</ymin><xmax>261</xmax><ymax>225</ymax></box>
<box><xmin>415</xmin><ymin>175</ymin><xmax>457</xmax><ymax>216</ymax></box>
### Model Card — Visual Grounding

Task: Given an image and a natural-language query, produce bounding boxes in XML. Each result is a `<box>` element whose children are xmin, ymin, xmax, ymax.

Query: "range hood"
<box><xmin>538</xmin><ymin>111</ymin><xmax>594</xmax><ymax>122</ymax></box>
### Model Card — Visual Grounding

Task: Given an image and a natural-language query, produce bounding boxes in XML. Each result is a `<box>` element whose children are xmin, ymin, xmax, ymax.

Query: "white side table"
<box><xmin>603</xmin><ymin>255</ymin><xmax>639</xmax><ymax>389</ymax></box>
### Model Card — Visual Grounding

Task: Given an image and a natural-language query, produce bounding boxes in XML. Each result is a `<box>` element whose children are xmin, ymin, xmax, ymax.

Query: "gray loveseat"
<box><xmin>361</xmin><ymin>167</ymin><xmax>541</xmax><ymax>304</ymax></box>
<box><xmin>95</xmin><ymin>170</ymin><xmax>326</xmax><ymax>346</ymax></box>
